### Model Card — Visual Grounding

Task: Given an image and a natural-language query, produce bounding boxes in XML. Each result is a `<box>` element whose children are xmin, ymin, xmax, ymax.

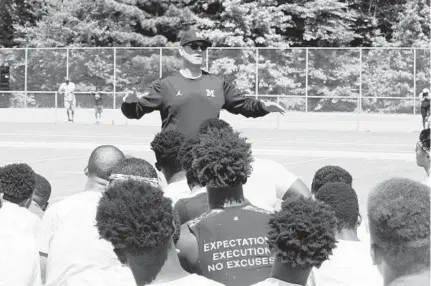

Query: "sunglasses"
<box><xmin>187</xmin><ymin>43</ymin><xmax>208</xmax><ymax>51</ymax></box>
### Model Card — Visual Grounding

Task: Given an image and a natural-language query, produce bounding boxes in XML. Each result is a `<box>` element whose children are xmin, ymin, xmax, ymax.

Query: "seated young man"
<box><xmin>29</xmin><ymin>173</ymin><xmax>52</xmax><ymax>219</ymax></box>
<box><xmin>314</xmin><ymin>182</ymin><xmax>382</xmax><ymax>286</ymax></box>
<box><xmin>177</xmin><ymin>128</ymin><xmax>274</xmax><ymax>286</ymax></box>
<box><xmin>0</xmin><ymin>163</ymin><xmax>40</xmax><ymax>235</ymax></box>
<box><xmin>94</xmin><ymin>175</ymin><xmax>223</xmax><ymax>286</ymax></box>
<box><xmin>368</xmin><ymin>178</ymin><xmax>430</xmax><ymax>286</ymax></box>
<box><xmin>252</xmin><ymin>196</ymin><xmax>338</xmax><ymax>286</ymax></box>
<box><xmin>199</xmin><ymin>118</ymin><xmax>310</xmax><ymax>211</ymax></box>
<box><xmin>415</xmin><ymin>128</ymin><xmax>430</xmax><ymax>187</ymax></box>
<box><xmin>150</xmin><ymin>130</ymin><xmax>190</xmax><ymax>204</ymax></box>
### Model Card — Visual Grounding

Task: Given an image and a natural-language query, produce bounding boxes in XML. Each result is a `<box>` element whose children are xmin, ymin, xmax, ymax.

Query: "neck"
<box><xmin>383</xmin><ymin>264</ymin><xmax>430</xmax><ymax>286</ymax></box>
<box><xmin>181</xmin><ymin>62</ymin><xmax>202</xmax><ymax>78</ymax></box>
<box><xmin>166</xmin><ymin>171</ymin><xmax>186</xmax><ymax>185</ymax></box>
<box><xmin>206</xmin><ymin>184</ymin><xmax>247</xmax><ymax>210</ymax></box>
<box><xmin>140</xmin><ymin>242</ymin><xmax>189</xmax><ymax>286</ymax></box>
<box><xmin>336</xmin><ymin>229</ymin><xmax>360</xmax><ymax>241</ymax></box>
<box><xmin>85</xmin><ymin>176</ymin><xmax>108</xmax><ymax>192</ymax></box>
<box><xmin>270</xmin><ymin>259</ymin><xmax>311</xmax><ymax>286</ymax></box>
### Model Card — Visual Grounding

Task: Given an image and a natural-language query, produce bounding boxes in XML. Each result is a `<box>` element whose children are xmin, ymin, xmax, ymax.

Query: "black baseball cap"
<box><xmin>180</xmin><ymin>30</ymin><xmax>212</xmax><ymax>47</ymax></box>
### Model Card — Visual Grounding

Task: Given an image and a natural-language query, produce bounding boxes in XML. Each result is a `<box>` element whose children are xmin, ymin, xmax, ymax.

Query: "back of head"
<box><xmin>87</xmin><ymin>145</ymin><xmax>125</xmax><ymax>180</ymax></box>
<box><xmin>311</xmin><ymin>165</ymin><xmax>352</xmax><ymax>194</ymax></box>
<box><xmin>192</xmin><ymin>128</ymin><xmax>253</xmax><ymax>188</ymax></box>
<box><xmin>368</xmin><ymin>178</ymin><xmax>430</xmax><ymax>274</ymax></box>
<box><xmin>96</xmin><ymin>179</ymin><xmax>174</xmax><ymax>285</ymax></box>
<box><xmin>178</xmin><ymin>136</ymin><xmax>200</xmax><ymax>187</ymax></box>
<box><xmin>150</xmin><ymin>130</ymin><xmax>185</xmax><ymax>173</ymax></box>
<box><xmin>111</xmin><ymin>158</ymin><xmax>158</xmax><ymax>179</ymax></box>
<box><xmin>198</xmin><ymin>118</ymin><xmax>233</xmax><ymax>135</ymax></box>
<box><xmin>419</xmin><ymin>128</ymin><xmax>430</xmax><ymax>151</ymax></box>
<box><xmin>267</xmin><ymin>197</ymin><xmax>337</xmax><ymax>269</ymax></box>
<box><xmin>0</xmin><ymin>163</ymin><xmax>36</xmax><ymax>205</ymax></box>
<box><xmin>315</xmin><ymin>182</ymin><xmax>359</xmax><ymax>232</ymax></box>
<box><xmin>33</xmin><ymin>173</ymin><xmax>52</xmax><ymax>209</ymax></box>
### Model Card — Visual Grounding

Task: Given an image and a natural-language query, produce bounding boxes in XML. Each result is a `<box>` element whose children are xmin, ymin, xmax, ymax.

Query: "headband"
<box><xmin>108</xmin><ymin>173</ymin><xmax>159</xmax><ymax>188</ymax></box>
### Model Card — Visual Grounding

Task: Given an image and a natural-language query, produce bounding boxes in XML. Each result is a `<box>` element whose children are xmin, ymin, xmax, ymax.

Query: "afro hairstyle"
<box><xmin>178</xmin><ymin>136</ymin><xmax>200</xmax><ymax>187</ymax></box>
<box><xmin>0</xmin><ymin>163</ymin><xmax>36</xmax><ymax>204</ymax></box>
<box><xmin>150</xmin><ymin>130</ymin><xmax>185</xmax><ymax>172</ymax></box>
<box><xmin>268</xmin><ymin>196</ymin><xmax>337</xmax><ymax>268</ymax></box>
<box><xmin>33</xmin><ymin>173</ymin><xmax>52</xmax><ymax>207</ymax></box>
<box><xmin>96</xmin><ymin>179</ymin><xmax>175</xmax><ymax>251</ymax></box>
<box><xmin>191</xmin><ymin>128</ymin><xmax>253</xmax><ymax>188</ymax></box>
<box><xmin>311</xmin><ymin>165</ymin><xmax>353</xmax><ymax>194</ymax></box>
<box><xmin>87</xmin><ymin>145</ymin><xmax>125</xmax><ymax>180</ymax></box>
<box><xmin>419</xmin><ymin>128</ymin><xmax>430</xmax><ymax>152</ymax></box>
<box><xmin>368</xmin><ymin>178</ymin><xmax>430</xmax><ymax>272</ymax></box>
<box><xmin>111</xmin><ymin>157</ymin><xmax>157</xmax><ymax>179</ymax></box>
<box><xmin>198</xmin><ymin>118</ymin><xmax>233</xmax><ymax>135</ymax></box>
<box><xmin>315</xmin><ymin>182</ymin><xmax>359</xmax><ymax>232</ymax></box>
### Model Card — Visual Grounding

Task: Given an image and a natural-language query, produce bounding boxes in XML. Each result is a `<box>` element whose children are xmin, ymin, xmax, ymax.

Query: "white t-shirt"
<box><xmin>244</xmin><ymin>158</ymin><xmax>298</xmax><ymax>211</ymax></box>
<box><xmin>38</xmin><ymin>191</ymin><xmax>121</xmax><ymax>285</ymax></box>
<box><xmin>0</xmin><ymin>204</ymin><xmax>42</xmax><ymax>286</ymax></box>
<box><xmin>423</xmin><ymin>176</ymin><xmax>431</xmax><ymax>188</ymax></box>
<box><xmin>0</xmin><ymin>200</ymin><xmax>40</xmax><ymax>236</ymax></box>
<box><xmin>313</xmin><ymin>240</ymin><xmax>382</xmax><ymax>286</ymax></box>
<box><xmin>59</xmin><ymin>82</ymin><xmax>76</xmax><ymax>101</ymax></box>
<box><xmin>163</xmin><ymin>178</ymin><xmax>191</xmax><ymax>205</ymax></box>
<box><xmin>252</xmin><ymin>278</ymin><xmax>302</xmax><ymax>286</ymax></box>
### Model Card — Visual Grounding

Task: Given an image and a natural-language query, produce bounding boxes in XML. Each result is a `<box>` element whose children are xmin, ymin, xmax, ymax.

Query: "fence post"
<box><xmin>255</xmin><ymin>48</ymin><xmax>259</xmax><ymax>100</ymax></box>
<box><xmin>24</xmin><ymin>48</ymin><xmax>28</xmax><ymax>108</ymax></box>
<box><xmin>413</xmin><ymin>48</ymin><xmax>416</xmax><ymax>115</ymax></box>
<box><xmin>113</xmin><ymin>47</ymin><xmax>116</xmax><ymax>109</ymax></box>
<box><xmin>66</xmin><ymin>48</ymin><xmax>70</xmax><ymax>78</ymax></box>
<box><xmin>159</xmin><ymin>48</ymin><xmax>163</xmax><ymax>78</ymax></box>
<box><xmin>305</xmin><ymin>48</ymin><xmax>309</xmax><ymax>112</ymax></box>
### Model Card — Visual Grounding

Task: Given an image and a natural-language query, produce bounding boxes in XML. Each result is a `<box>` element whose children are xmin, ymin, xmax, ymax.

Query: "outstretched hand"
<box><xmin>261</xmin><ymin>100</ymin><xmax>286</xmax><ymax>115</ymax></box>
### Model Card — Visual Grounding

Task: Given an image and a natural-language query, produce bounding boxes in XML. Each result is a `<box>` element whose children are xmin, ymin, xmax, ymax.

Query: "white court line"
<box><xmin>2</xmin><ymin>155</ymin><xmax>88</xmax><ymax>165</ymax></box>
<box><xmin>59</xmin><ymin>171</ymin><xmax>83</xmax><ymax>174</ymax></box>
<box><xmin>283</xmin><ymin>157</ymin><xmax>331</xmax><ymax>165</ymax></box>
<box><xmin>0</xmin><ymin>141</ymin><xmax>415</xmax><ymax>161</ymax></box>
<box><xmin>0</xmin><ymin>132</ymin><xmax>413</xmax><ymax>147</ymax></box>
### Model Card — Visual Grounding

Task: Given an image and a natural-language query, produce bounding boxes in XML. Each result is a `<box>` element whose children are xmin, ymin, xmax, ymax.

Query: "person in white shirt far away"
<box><xmin>37</xmin><ymin>145</ymin><xmax>125</xmax><ymax>284</ymax></box>
<box><xmin>0</xmin><ymin>182</ymin><xmax>42</xmax><ymax>286</ymax></box>
<box><xmin>150</xmin><ymin>130</ymin><xmax>190</xmax><ymax>204</ymax></box>
<box><xmin>58</xmin><ymin>77</ymin><xmax>76</xmax><ymax>122</ymax></box>
<box><xmin>95</xmin><ymin>172</ymin><xmax>223</xmax><ymax>286</ymax></box>
<box><xmin>368</xmin><ymin>178</ymin><xmax>430</xmax><ymax>286</ymax></box>
<box><xmin>415</xmin><ymin>128</ymin><xmax>430</xmax><ymax>187</ymax></box>
<box><xmin>314</xmin><ymin>182</ymin><xmax>382</xmax><ymax>286</ymax></box>
<box><xmin>0</xmin><ymin>163</ymin><xmax>41</xmax><ymax>236</ymax></box>
<box><xmin>252</xmin><ymin>196</ymin><xmax>338</xmax><ymax>286</ymax></box>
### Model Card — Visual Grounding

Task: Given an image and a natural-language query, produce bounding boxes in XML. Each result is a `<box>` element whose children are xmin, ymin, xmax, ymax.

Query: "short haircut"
<box><xmin>198</xmin><ymin>118</ymin><xmax>233</xmax><ymax>135</ymax></box>
<box><xmin>315</xmin><ymin>182</ymin><xmax>359</xmax><ymax>232</ymax></box>
<box><xmin>178</xmin><ymin>137</ymin><xmax>200</xmax><ymax>186</ymax></box>
<box><xmin>192</xmin><ymin>128</ymin><xmax>253</xmax><ymax>188</ymax></box>
<box><xmin>268</xmin><ymin>197</ymin><xmax>337</xmax><ymax>268</ymax></box>
<box><xmin>311</xmin><ymin>165</ymin><xmax>353</xmax><ymax>193</ymax></box>
<box><xmin>111</xmin><ymin>158</ymin><xmax>157</xmax><ymax>179</ymax></box>
<box><xmin>87</xmin><ymin>145</ymin><xmax>125</xmax><ymax>180</ymax></box>
<box><xmin>0</xmin><ymin>163</ymin><xmax>36</xmax><ymax>204</ymax></box>
<box><xmin>368</xmin><ymin>178</ymin><xmax>430</xmax><ymax>273</ymax></box>
<box><xmin>150</xmin><ymin>130</ymin><xmax>185</xmax><ymax>172</ymax></box>
<box><xmin>419</xmin><ymin>128</ymin><xmax>430</xmax><ymax>152</ymax></box>
<box><xmin>33</xmin><ymin>173</ymin><xmax>52</xmax><ymax>206</ymax></box>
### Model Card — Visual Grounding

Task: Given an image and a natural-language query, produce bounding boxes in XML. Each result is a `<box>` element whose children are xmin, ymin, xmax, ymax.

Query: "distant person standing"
<box><xmin>58</xmin><ymin>77</ymin><xmax>76</xmax><ymax>123</ymax></box>
<box><xmin>92</xmin><ymin>87</ymin><xmax>103</xmax><ymax>124</ymax></box>
<box><xmin>121</xmin><ymin>29</ymin><xmax>285</xmax><ymax>136</ymax></box>
<box><xmin>419</xmin><ymin>88</ymin><xmax>430</xmax><ymax>129</ymax></box>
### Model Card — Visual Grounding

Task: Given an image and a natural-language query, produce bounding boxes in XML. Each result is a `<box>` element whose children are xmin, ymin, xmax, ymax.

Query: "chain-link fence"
<box><xmin>0</xmin><ymin>47</ymin><xmax>429</xmax><ymax>114</ymax></box>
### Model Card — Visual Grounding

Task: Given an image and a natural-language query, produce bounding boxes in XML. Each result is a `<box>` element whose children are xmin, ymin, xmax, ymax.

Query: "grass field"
<box><xmin>0</xmin><ymin>118</ymin><xmax>425</xmax><ymax>218</ymax></box>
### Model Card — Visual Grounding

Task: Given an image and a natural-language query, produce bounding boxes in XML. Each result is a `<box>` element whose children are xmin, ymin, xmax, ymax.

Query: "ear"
<box><xmin>179</xmin><ymin>47</ymin><xmax>185</xmax><ymax>57</ymax></box>
<box><xmin>84</xmin><ymin>166</ymin><xmax>89</xmax><ymax>176</ymax></box>
<box><xmin>155</xmin><ymin>162</ymin><xmax>161</xmax><ymax>172</ymax></box>
<box><xmin>113</xmin><ymin>248</ymin><xmax>128</xmax><ymax>265</ymax></box>
<box><xmin>42</xmin><ymin>201</ymin><xmax>49</xmax><ymax>211</ymax></box>
<box><xmin>357</xmin><ymin>213</ymin><xmax>362</xmax><ymax>227</ymax></box>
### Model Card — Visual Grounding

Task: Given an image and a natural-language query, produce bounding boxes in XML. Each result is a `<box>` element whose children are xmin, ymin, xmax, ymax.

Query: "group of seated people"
<box><xmin>0</xmin><ymin>119</ymin><xmax>429</xmax><ymax>286</ymax></box>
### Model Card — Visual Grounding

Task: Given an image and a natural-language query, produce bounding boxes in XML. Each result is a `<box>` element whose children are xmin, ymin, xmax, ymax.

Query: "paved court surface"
<box><xmin>0</xmin><ymin>122</ymin><xmax>425</xmax><ymax>217</ymax></box>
